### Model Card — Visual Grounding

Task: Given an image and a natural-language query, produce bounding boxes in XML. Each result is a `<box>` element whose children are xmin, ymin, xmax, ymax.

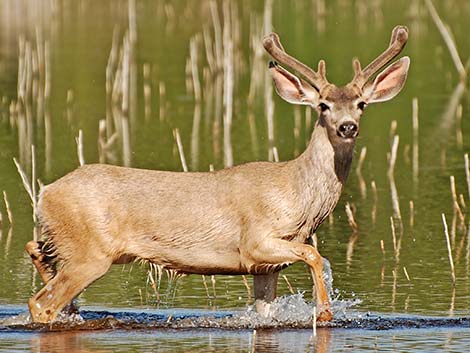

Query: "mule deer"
<box><xmin>26</xmin><ymin>26</ymin><xmax>409</xmax><ymax>323</ymax></box>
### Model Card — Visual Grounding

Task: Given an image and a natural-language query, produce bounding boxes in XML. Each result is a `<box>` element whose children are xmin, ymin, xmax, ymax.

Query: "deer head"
<box><xmin>263</xmin><ymin>26</ymin><xmax>410</xmax><ymax>147</ymax></box>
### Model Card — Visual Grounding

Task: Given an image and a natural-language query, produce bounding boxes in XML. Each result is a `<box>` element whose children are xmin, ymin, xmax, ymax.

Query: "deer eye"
<box><xmin>318</xmin><ymin>103</ymin><xmax>330</xmax><ymax>112</ymax></box>
<box><xmin>357</xmin><ymin>101</ymin><xmax>367</xmax><ymax>110</ymax></box>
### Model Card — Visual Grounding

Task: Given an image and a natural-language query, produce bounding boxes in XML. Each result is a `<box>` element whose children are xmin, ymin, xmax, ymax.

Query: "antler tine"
<box><xmin>263</xmin><ymin>32</ymin><xmax>329</xmax><ymax>91</ymax></box>
<box><xmin>353</xmin><ymin>25</ymin><xmax>408</xmax><ymax>87</ymax></box>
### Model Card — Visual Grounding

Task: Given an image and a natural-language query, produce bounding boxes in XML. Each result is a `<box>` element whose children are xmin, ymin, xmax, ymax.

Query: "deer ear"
<box><xmin>363</xmin><ymin>56</ymin><xmax>410</xmax><ymax>103</ymax></box>
<box><xmin>269</xmin><ymin>62</ymin><xmax>319</xmax><ymax>105</ymax></box>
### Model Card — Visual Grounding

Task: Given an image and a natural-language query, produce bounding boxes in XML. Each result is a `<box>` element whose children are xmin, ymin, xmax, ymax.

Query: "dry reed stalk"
<box><xmin>159</xmin><ymin>81</ymin><xmax>166</xmax><ymax>121</ymax></box>
<box><xmin>346</xmin><ymin>232</ymin><xmax>358</xmax><ymax>268</ymax></box>
<box><xmin>143</xmin><ymin>63</ymin><xmax>151</xmax><ymax>120</ymax></box>
<box><xmin>121</xmin><ymin>116</ymin><xmax>132</xmax><ymax>167</ymax></box>
<box><xmin>450</xmin><ymin>176</ymin><xmax>465</xmax><ymax>224</ymax></box>
<box><xmin>241</xmin><ymin>275</ymin><xmax>252</xmax><ymax>301</ymax></box>
<box><xmin>355</xmin><ymin>147</ymin><xmax>367</xmax><ymax>198</ymax></box>
<box><xmin>211</xmin><ymin>275</ymin><xmax>217</xmax><ymax>298</ymax></box>
<box><xmin>345</xmin><ymin>202</ymin><xmax>358</xmax><ymax>232</ymax></box>
<box><xmin>380</xmin><ymin>239</ymin><xmax>385</xmax><ymax>256</ymax></box>
<box><xmin>5</xmin><ymin>228</ymin><xmax>13</xmax><ymax>257</ymax></box>
<box><xmin>128</xmin><ymin>0</ymin><xmax>137</xmax><ymax>45</ymax></box>
<box><xmin>391</xmin><ymin>267</ymin><xmax>397</xmax><ymax>308</ymax></box>
<box><xmin>409</xmin><ymin>200</ymin><xmax>415</xmax><ymax>227</ymax></box>
<box><xmin>371</xmin><ymin>180</ymin><xmax>378</xmax><ymax>224</ymax></box>
<box><xmin>222</xmin><ymin>2</ymin><xmax>234</xmax><ymax>168</ymax></box>
<box><xmin>250</xmin><ymin>330</ymin><xmax>257</xmax><ymax>353</ymax></box>
<box><xmin>191</xmin><ymin>103</ymin><xmax>202</xmax><ymax>171</ymax></box>
<box><xmin>403</xmin><ymin>267</ymin><xmax>411</xmax><ymax>281</ymax></box>
<box><xmin>76</xmin><ymin>129</ymin><xmax>85</xmax><ymax>166</ymax></box>
<box><xmin>412</xmin><ymin>98</ymin><xmax>419</xmax><ymax>181</ymax></box>
<box><xmin>388</xmin><ymin>135</ymin><xmax>402</xmax><ymax>223</ymax></box>
<box><xmin>44</xmin><ymin>41</ymin><xmax>51</xmax><ymax>101</ymax></box>
<box><xmin>425</xmin><ymin>0</ymin><xmax>466</xmax><ymax>79</ymax></box>
<box><xmin>465</xmin><ymin>154</ymin><xmax>470</xmax><ymax>202</ymax></box>
<box><xmin>390</xmin><ymin>216</ymin><xmax>397</xmax><ymax>253</ymax></box>
<box><xmin>202</xmin><ymin>27</ymin><xmax>215</xmax><ymax>74</ymax></box>
<box><xmin>282</xmin><ymin>274</ymin><xmax>295</xmax><ymax>295</ymax></box>
<box><xmin>173</xmin><ymin>128</ymin><xmax>188</xmax><ymax>172</ymax></box>
<box><xmin>31</xmin><ymin>145</ymin><xmax>37</xmax><ymax>212</ymax></box>
<box><xmin>189</xmin><ymin>36</ymin><xmax>201</xmax><ymax>103</ymax></box>
<box><xmin>388</xmin><ymin>135</ymin><xmax>399</xmax><ymax>174</ymax></box>
<box><xmin>466</xmin><ymin>220</ymin><xmax>470</xmax><ymax>273</ymax></box>
<box><xmin>456</xmin><ymin>105</ymin><xmax>463</xmax><ymax>148</ymax></box>
<box><xmin>312</xmin><ymin>306</ymin><xmax>317</xmax><ymax>337</ymax></box>
<box><xmin>209</xmin><ymin>1</ymin><xmax>223</xmax><ymax>70</ymax></box>
<box><xmin>201</xmin><ymin>275</ymin><xmax>211</xmax><ymax>299</ymax></box>
<box><xmin>3</xmin><ymin>191</ymin><xmax>13</xmax><ymax>226</ymax></box>
<box><xmin>459</xmin><ymin>194</ymin><xmax>466</xmax><ymax>210</ymax></box>
<box><xmin>389</xmin><ymin>120</ymin><xmax>397</xmax><ymax>145</ymax></box>
<box><xmin>441</xmin><ymin>213</ymin><xmax>456</xmax><ymax>284</ymax></box>
<box><xmin>272</xmin><ymin>146</ymin><xmax>279</xmax><ymax>163</ymax></box>
<box><xmin>13</xmin><ymin>148</ymin><xmax>37</xmax><ymax>231</ymax></box>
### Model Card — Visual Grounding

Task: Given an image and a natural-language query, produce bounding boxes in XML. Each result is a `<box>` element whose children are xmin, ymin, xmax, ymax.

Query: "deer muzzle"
<box><xmin>337</xmin><ymin>121</ymin><xmax>358</xmax><ymax>139</ymax></box>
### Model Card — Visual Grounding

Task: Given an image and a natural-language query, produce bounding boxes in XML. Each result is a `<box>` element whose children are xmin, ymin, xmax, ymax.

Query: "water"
<box><xmin>1</xmin><ymin>0</ymin><xmax>470</xmax><ymax>351</ymax></box>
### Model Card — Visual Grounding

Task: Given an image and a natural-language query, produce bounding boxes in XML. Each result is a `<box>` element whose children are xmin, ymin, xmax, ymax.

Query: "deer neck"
<box><xmin>290</xmin><ymin>116</ymin><xmax>356</xmax><ymax>230</ymax></box>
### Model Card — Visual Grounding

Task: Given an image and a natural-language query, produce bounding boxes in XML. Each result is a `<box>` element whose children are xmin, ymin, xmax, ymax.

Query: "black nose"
<box><xmin>338</xmin><ymin>122</ymin><xmax>358</xmax><ymax>139</ymax></box>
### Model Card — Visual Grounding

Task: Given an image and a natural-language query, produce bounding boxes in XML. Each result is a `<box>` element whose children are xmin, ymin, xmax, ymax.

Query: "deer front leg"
<box><xmin>253</xmin><ymin>272</ymin><xmax>279</xmax><ymax>316</ymax></box>
<box><xmin>245</xmin><ymin>238</ymin><xmax>332</xmax><ymax>321</ymax></box>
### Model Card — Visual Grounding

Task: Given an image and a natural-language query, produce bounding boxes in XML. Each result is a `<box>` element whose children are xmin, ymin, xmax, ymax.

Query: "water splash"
<box><xmin>323</xmin><ymin>257</ymin><xmax>334</xmax><ymax>299</ymax></box>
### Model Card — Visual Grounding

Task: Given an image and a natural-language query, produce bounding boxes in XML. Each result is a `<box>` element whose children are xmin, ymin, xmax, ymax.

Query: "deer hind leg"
<box><xmin>26</xmin><ymin>241</ymin><xmax>57</xmax><ymax>283</ymax></box>
<box><xmin>253</xmin><ymin>272</ymin><xmax>279</xmax><ymax>316</ymax></box>
<box><xmin>246</xmin><ymin>238</ymin><xmax>332</xmax><ymax>321</ymax></box>
<box><xmin>28</xmin><ymin>258</ymin><xmax>112</xmax><ymax>323</ymax></box>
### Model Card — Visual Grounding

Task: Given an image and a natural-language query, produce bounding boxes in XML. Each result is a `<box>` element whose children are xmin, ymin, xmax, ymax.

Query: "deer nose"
<box><xmin>338</xmin><ymin>122</ymin><xmax>358</xmax><ymax>139</ymax></box>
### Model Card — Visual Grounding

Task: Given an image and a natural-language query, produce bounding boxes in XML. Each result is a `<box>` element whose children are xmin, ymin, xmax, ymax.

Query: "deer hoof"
<box><xmin>316</xmin><ymin>308</ymin><xmax>333</xmax><ymax>322</ymax></box>
<box><xmin>28</xmin><ymin>298</ymin><xmax>57</xmax><ymax>324</ymax></box>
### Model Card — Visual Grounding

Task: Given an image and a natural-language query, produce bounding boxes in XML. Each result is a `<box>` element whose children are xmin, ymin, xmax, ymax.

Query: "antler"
<box><xmin>352</xmin><ymin>25</ymin><xmax>408</xmax><ymax>88</ymax></box>
<box><xmin>263</xmin><ymin>33</ymin><xmax>329</xmax><ymax>92</ymax></box>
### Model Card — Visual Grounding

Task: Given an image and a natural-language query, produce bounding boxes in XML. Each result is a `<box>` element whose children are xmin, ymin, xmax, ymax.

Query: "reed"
<box><xmin>143</xmin><ymin>63</ymin><xmax>152</xmax><ymax>121</ymax></box>
<box><xmin>403</xmin><ymin>266</ymin><xmax>410</xmax><ymax>282</ymax></box>
<box><xmin>241</xmin><ymin>275</ymin><xmax>252</xmax><ymax>301</ymax></box>
<box><xmin>201</xmin><ymin>275</ymin><xmax>211</xmax><ymax>299</ymax></box>
<box><xmin>371</xmin><ymin>180</ymin><xmax>378</xmax><ymax>224</ymax></box>
<box><xmin>425</xmin><ymin>0</ymin><xmax>466</xmax><ymax>80</ymax></box>
<box><xmin>282</xmin><ymin>274</ymin><xmax>295</xmax><ymax>295</ymax></box>
<box><xmin>412</xmin><ymin>97</ymin><xmax>419</xmax><ymax>182</ymax></box>
<box><xmin>380</xmin><ymin>239</ymin><xmax>385</xmax><ymax>256</ymax></box>
<box><xmin>211</xmin><ymin>275</ymin><xmax>217</xmax><ymax>299</ymax></box>
<box><xmin>409</xmin><ymin>200</ymin><xmax>414</xmax><ymax>227</ymax></box>
<box><xmin>13</xmin><ymin>144</ymin><xmax>37</xmax><ymax>233</ymax></box>
<box><xmin>465</xmin><ymin>154</ymin><xmax>470</xmax><ymax>202</ymax></box>
<box><xmin>312</xmin><ymin>306</ymin><xmax>317</xmax><ymax>337</ymax></box>
<box><xmin>441</xmin><ymin>213</ymin><xmax>456</xmax><ymax>285</ymax></box>
<box><xmin>173</xmin><ymin>128</ymin><xmax>188</xmax><ymax>172</ymax></box>
<box><xmin>76</xmin><ymin>129</ymin><xmax>85</xmax><ymax>166</ymax></box>
<box><xmin>3</xmin><ymin>191</ymin><xmax>13</xmax><ymax>226</ymax></box>
<box><xmin>388</xmin><ymin>135</ymin><xmax>402</xmax><ymax>223</ymax></box>
<box><xmin>345</xmin><ymin>202</ymin><xmax>358</xmax><ymax>232</ymax></box>
<box><xmin>456</xmin><ymin>105</ymin><xmax>463</xmax><ymax>149</ymax></box>
<box><xmin>450</xmin><ymin>176</ymin><xmax>465</xmax><ymax>224</ymax></box>
<box><xmin>222</xmin><ymin>1</ymin><xmax>234</xmax><ymax>168</ymax></box>
<box><xmin>355</xmin><ymin>147</ymin><xmax>367</xmax><ymax>199</ymax></box>
<box><xmin>390</xmin><ymin>216</ymin><xmax>397</xmax><ymax>254</ymax></box>
<box><xmin>189</xmin><ymin>36</ymin><xmax>202</xmax><ymax>103</ymax></box>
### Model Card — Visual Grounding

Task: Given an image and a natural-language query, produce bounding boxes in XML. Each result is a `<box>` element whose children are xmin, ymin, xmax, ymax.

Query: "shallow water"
<box><xmin>1</xmin><ymin>0</ymin><xmax>470</xmax><ymax>351</ymax></box>
<box><xmin>1</xmin><ymin>305</ymin><xmax>470</xmax><ymax>352</ymax></box>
